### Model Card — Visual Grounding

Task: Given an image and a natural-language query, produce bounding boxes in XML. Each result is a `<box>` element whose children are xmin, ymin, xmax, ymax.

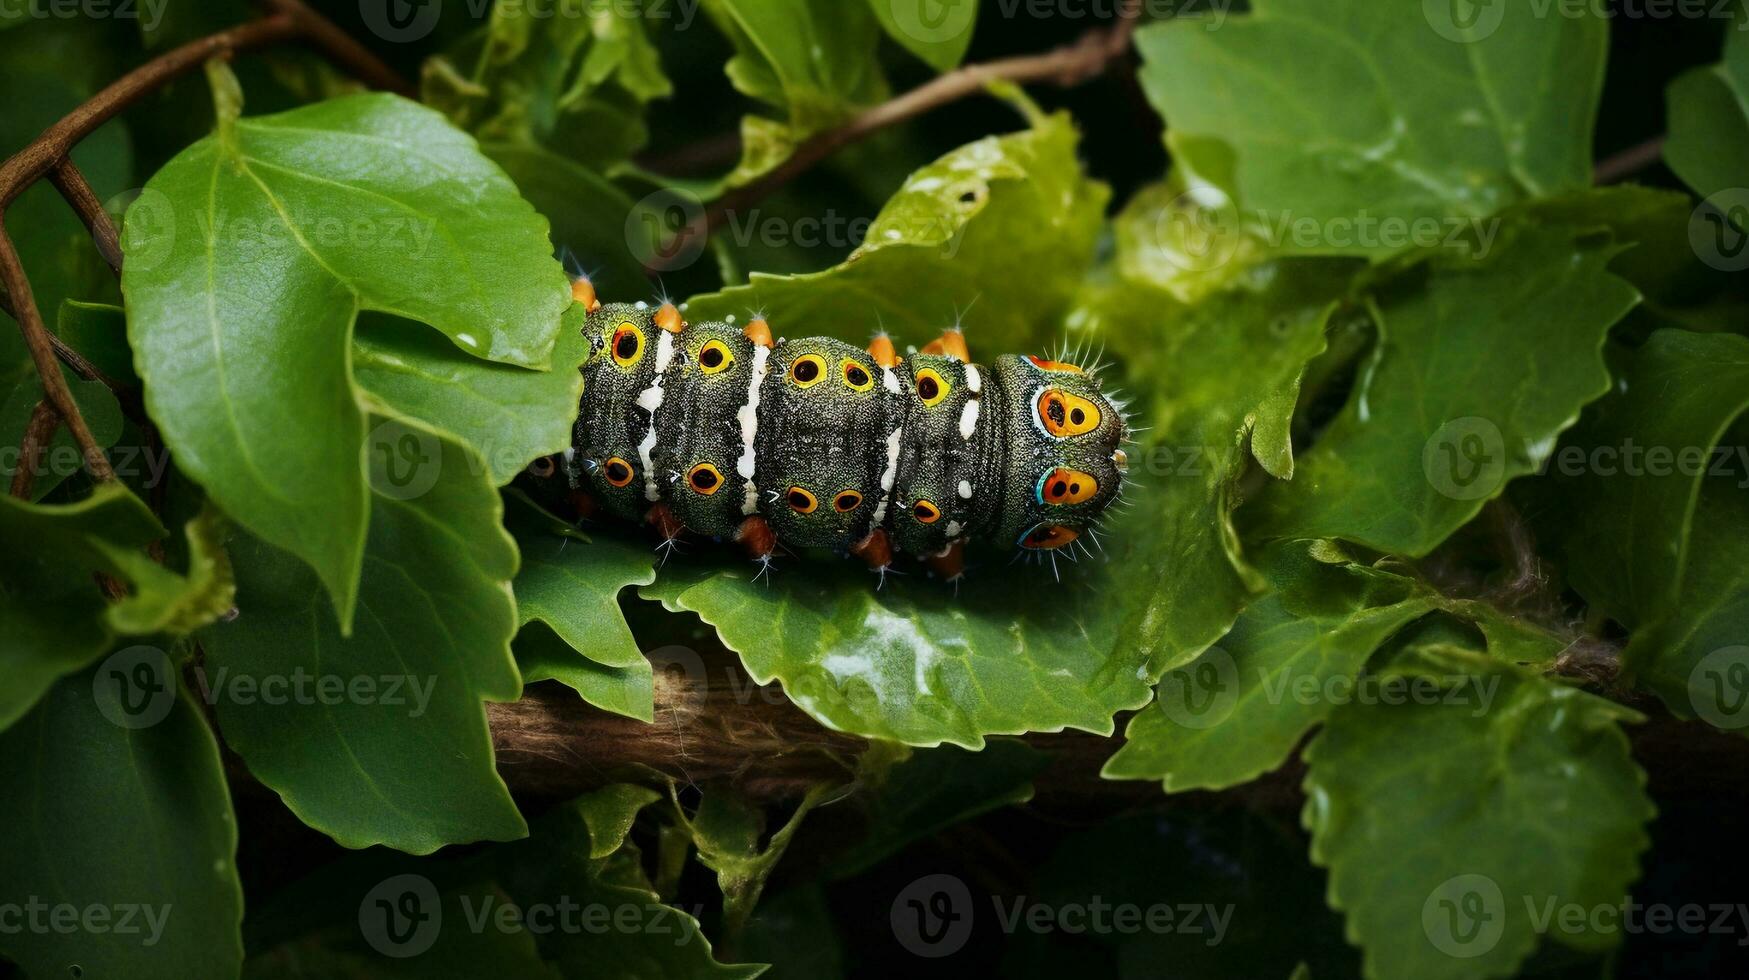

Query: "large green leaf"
<box><xmin>1524</xmin><ymin>330</ymin><xmax>1749</xmax><ymax>727</ymax></box>
<box><xmin>1250</xmin><ymin>223</ymin><xmax>1639</xmax><ymax>556</ymax></box>
<box><xmin>1664</xmin><ymin>2</ymin><xmax>1749</xmax><ymax>201</ymax></box>
<box><xmin>1133</xmin><ymin>0</ymin><xmax>1605</xmax><ymax>256</ymax></box>
<box><xmin>1303</xmin><ymin>648</ymin><xmax>1653</xmax><ymax>980</ymax></box>
<box><xmin>0</xmin><ymin>667</ymin><xmax>242</xmax><ymax>979</ymax></box>
<box><xmin>0</xmin><ymin>484</ymin><xmax>232</xmax><ymax>731</ymax></box>
<box><xmin>354</xmin><ymin>304</ymin><xmax>589</xmax><ymax>486</ymax></box>
<box><xmin>508</xmin><ymin>491</ymin><xmax>657</xmax><ymax>722</ymax></box>
<box><xmin>485</xmin><ymin>142</ymin><xmax>652</xmax><ymax>297</ymax></box>
<box><xmin>123</xmin><ymin>87</ymin><xmax>569</xmax><ymax>627</ymax></box>
<box><xmin>202</xmin><ymin>418</ymin><xmax>526</xmax><ymax>853</ymax></box>
<box><xmin>688</xmin><ymin>111</ymin><xmax>1108</xmax><ymax>355</ymax></box>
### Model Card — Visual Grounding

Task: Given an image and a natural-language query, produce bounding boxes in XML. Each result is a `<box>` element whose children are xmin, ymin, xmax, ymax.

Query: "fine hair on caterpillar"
<box><xmin>562</xmin><ymin>278</ymin><xmax>1131</xmax><ymax>584</ymax></box>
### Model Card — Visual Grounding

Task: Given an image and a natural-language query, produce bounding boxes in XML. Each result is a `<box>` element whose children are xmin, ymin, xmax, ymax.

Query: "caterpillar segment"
<box><xmin>566</xmin><ymin>285</ymin><xmax>1129</xmax><ymax>583</ymax></box>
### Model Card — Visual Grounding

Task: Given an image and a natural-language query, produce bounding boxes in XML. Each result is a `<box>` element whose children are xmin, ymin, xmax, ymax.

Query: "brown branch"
<box><xmin>47</xmin><ymin>160</ymin><xmax>122</xmax><ymax>274</ymax></box>
<box><xmin>1594</xmin><ymin>136</ymin><xmax>1666</xmax><ymax>185</ymax></box>
<box><xmin>696</xmin><ymin>1</ymin><xmax>1144</xmax><ymax>235</ymax></box>
<box><xmin>9</xmin><ymin>399</ymin><xmax>61</xmax><ymax>499</ymax></box>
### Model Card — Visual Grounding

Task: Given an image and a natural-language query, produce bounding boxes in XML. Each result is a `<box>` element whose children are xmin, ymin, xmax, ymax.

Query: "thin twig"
<box><xmin>9</xmin><ymin>399</ymin><xmax>61</xmax><ymax>499</ymax></box>
<box><xmin>47</xmin><ymin>159</ymin><xmax>122</xmax><ymax>274</ymax></box>
<box><xmin>697</xmin><ymin>1</ymin><xmax>1143</xmax><ymax>234</ymax></box>
<box><xmin>1594</xmin><ymin>136</ymin><xmax>1666</xmax><ymax>185</ymax></box>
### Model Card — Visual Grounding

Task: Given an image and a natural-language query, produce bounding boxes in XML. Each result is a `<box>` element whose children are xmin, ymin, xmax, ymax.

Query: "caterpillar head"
<box><xmin>990</xmin><ymin>353</ymin><xmax>1129</xmax><ymax>555</ymax></box>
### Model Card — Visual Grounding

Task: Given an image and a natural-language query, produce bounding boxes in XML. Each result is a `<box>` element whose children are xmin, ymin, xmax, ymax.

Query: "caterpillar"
<box><xmin>561</xmin><ymin>278</ymin><xmax>1131</xmax><ymax>582</ymax></box>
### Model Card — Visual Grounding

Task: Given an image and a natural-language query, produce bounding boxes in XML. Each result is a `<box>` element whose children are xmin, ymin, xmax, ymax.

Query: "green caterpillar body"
<box><xmin>566</xmin><ymin>299</ymin><xmax>1128</xmax><ymax>573</ymax></box>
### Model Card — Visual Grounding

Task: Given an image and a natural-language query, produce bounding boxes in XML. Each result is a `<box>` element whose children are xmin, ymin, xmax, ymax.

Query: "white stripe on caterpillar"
<box><xmin>737</xmin><ymin>344</ymin><xmax>772</xmax><ymax>514</ymax></box>
<box><xmin>636</xmin><ymin>331</ymin><xmax>676</xmax><ymax>501</ymax></box>
<box><xmin>871</xmin><ymin>425</ymin><xmax>904</xmax><ymax>525</ymax></box>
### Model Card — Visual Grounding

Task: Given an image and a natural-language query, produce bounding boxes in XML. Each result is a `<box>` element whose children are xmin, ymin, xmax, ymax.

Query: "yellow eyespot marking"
<box><xmin>789</xmin><ymin>354</ymin><xmax>826</xmax><ymax>388</ymax></box>
<box><xmin>833</xmin><ymin>489</ymin><xmax>864</xmax><ymax>513</ymax></box>
<box><xmin>787</xmin><ymin>486</ymin><xmax>819</xmax><ymax>513</ymax></box>
<box><xmin>1018</xmin><ymin>523</ymin><xmax>1079</xmax><ymax>550</ymax></box>
<box><xmin>610</xmin><ymin>322</ymin><xmax>645</xmax><ymax>367</ymax></box>
<box><xmin>1038</xmin><ymin>388</ymin><xmax>1101</xmax><ymax>437</ymax></box>
<box><xmin>698</xmin><ymin>339</ymin><xmax>735</xmax><ymax>375</ymax></box>
<box><xmin>840</xmin><ymin>358</ymin><xmax>874</xmax><ymax>391</ymax></box>
<box><xmin>602</xmin><ymin>456</ymin><xmax>636</xmax><ymax>488</ymax></box>
<box><xmin>914</xmin><ymin>368</ymin><xmax>950</xmax><ymax>407</ymax></box>
<box><xmin>687</xmin><ymin>462</ymin><xmax>724</xmax><ymax>495</ymax></box>
<box><xmin>1037</xmin><ymin>467</ymin><xmax>1098</xmax><ymax>505</ymax></box>
<box><xmin>912</xmin><ymin>499</ymin><xmax>942</xmax><ymax>524</ymax></box>
<box><xmin>1028</xmin><ymin>354</ymin><xmax>1084</xmax><ymax>374</ymax></box>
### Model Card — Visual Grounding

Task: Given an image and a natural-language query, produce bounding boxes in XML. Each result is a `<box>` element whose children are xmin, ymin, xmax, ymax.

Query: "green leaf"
<box><xmin>1250</xmin><ymin>222</ymin><xmax>1639</xmax><ymax>556</ymax></box>
<box><xmin>687</xmin><ymin>111</ymin><xmax>1109</xmax><ymax>355</ymax></box>
<box><xmin>1134</xmin><ymin>0</ymin><xmax>1606</xmax><ymax>256</ymax></box>
<box><xmin>679</xmin><ymin>783</ymin><xmax>836</xmax><ymax>936</ymax></box>
<box><xmin>202</xmin><ymin>419</ymin><xmax>527</xmax><ymax>853</ymax></box>
<box><xmin>832</xmin><ymin>739</ymin><xmax>1049</xmax><ymax>876</ymax></box>
<box><xmin>867</xmin><ymin>0</ymin><xmax>978</xmax><ymax>72</ymax></box>
<box><xmin>1103</xmin><ymin>544</ymin><xmax>1436</xmax><ymax>792</ymax></box>
<box><xmin>123</xmin><ymin>91</ymin><xmax>569</xmax><ymax>627</ymax></box>
<box><xmin>508</xmin><ymin>491</ymin><xmax>657</xmax><ymax>721</ymax></box>
<box><xmin>0</xmin><ymin>484</ymin><xmax>229</xmax><ymax>731</ymax></box>
<box><xmin>695</xmin><ymin>0</ymin><xmax>886</xmax><ymax>189</ymax></box>
<box><xmin>354</xmin><ymin>304</ymin><xmax>589</xmax><ymax>486</ymax></box>
<box><xmin>1663</xmin><ymin>2</ymin><xmax>1749</xmax><ymax>201</ymax></box>
<box><xmin>1304</xmin><ymin>649</ymin><xmax>1653</xmax><ymax>980</ymax></box>
<box><xmin>56</xmin><ymin>299</ymin><xmax>138</xmax><ymax>388</ymax></box>
<box><xmin>0</xmin><ymin>667</ymin><xmax>242</xmax><ymax>980</ymax></box>
<box><xmin>484</xmin><ymin>142</ymin><xmax>652</xmax><ymax>297</ymax></box>
<box><xmin>1524</xmin><ymin>330</ymin><xmax>1749</xmax><ymax>727</ymax></box>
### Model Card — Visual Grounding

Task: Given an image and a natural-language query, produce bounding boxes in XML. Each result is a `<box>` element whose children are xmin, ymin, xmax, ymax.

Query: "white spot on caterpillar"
<box><xmin>957</xmin><ymin>480</ymin><xmax>972</xmax><ymax>499</ymax></box>
<box><xmin>964</xmin><ymin>364</ymin><xmax>981</xmax><ymax>393</ymax></box>
<box><xmin>635</xmin><ymin>332</ymin><xmax>677</xmax><ymax>500</ymax></box>
<box><xmin>871</xmin><ymin>426</ymin><xmax>903</xmax><ymax>525</ymax></box>
<box><xmin>958</xmin><ymin>397</ymin><xmax>980</xmax><ymax>440</ymax></box>
<box><xmin>944</xmin><ymin>521</ymin><xmax>963</xmax><ymax>538</ymax></box>
<box><xmin>881</xmin><ymin>367</ymin><xmax>901</xmax><ymax>394</ymax></box>
<box><xmin>737</xmin><ymin>344</ymin><xmax>772</xmax><ymax>514</ymax></box>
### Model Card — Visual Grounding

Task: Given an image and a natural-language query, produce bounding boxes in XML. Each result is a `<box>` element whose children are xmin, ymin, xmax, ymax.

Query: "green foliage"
<box><xmin>0</xmin><ymin>667</ymin><xmax>243</xmax><ymax>980</ymax></box>
<box><xmin>1664</xmin><ymin>2</ymin><xmax>1749</xmax><ymax>200</ymax></box>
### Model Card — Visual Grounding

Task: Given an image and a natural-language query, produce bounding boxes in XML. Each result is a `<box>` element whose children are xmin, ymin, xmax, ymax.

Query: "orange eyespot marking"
<box><xmin>698</xmin><ymin>339</ymin><xmax>735</xmax><ymax>375</ymax></box>
<box><xmin>1037</xmin><ymin>388</ymin><xmax>1101</xmax><ymax>437</ymax></box>
<box><xmin>1018</xmin><ymin>523</ymin><xmax>1079</xmax><ymax>550</ymax></box>
<box><xmin>840</xmin><ymin>358</ymin><xmax>874</xmax><ymax>391</ymax></box>
<box><xmin>687</xmin><ymin>462</ymin><xmax>724</xmax><ymax>495</ymax></box>
<box><xmin>571</xmin><ymin>277</ymin><xmax>600</xmax><ymax>311</ymax></box>
<box><xmin>610</xmin><ymin>322</ymin><xmax>645</xmax><ymax>367</ymax></box>
<box><xmin>1037</xmin><ymin>467</ymin><xmax>1099</xmax><ymax>505</ymax></box>
<box><xmin>912</xmin><ymin>499</ymin><xmax>942</xmax><ymax>524</ymax></box>
<box><xmin>602</xmin><ymin>457</ymin><xmax>636</xmax><ymax>488</ymax></box>
<box><xmin>914</xmin><ymin>368</ymin><xmax>949</xmax><ymax>407</ymax></box>
<box><xmin>789</xmin><ymin>354</ymin><xmax>826</xmax><ymax>388</ymax></box>
<box><xmin>655</xmin><ymin>302</ymin><xmax>684</xmax><ymax>334</ymax></box>
<box><xmin>833</xmin><ymin>489</ymin><xmax>863</xmax><ymax>513</ymax></box>
<box><xmin>787</xmin><ymin>487</ymin><xmax>818</xmax><ymax>513</ymax></box>
<box><xmin>1028</xmin><ymin>355</ymin><xmax>1083</xmax><ymax>373</ymax></box>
